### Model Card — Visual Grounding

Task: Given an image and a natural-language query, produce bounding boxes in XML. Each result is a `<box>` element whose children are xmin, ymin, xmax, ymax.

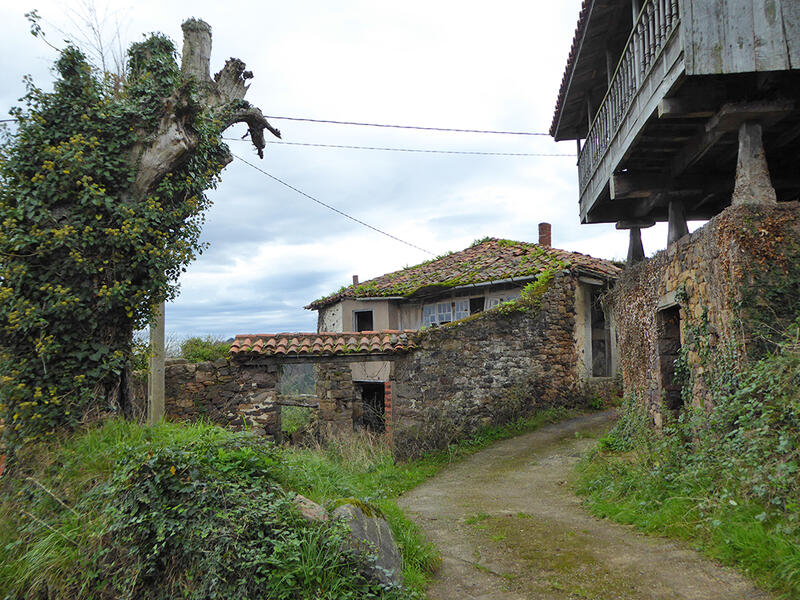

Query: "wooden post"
<box><xmin>147</xmin><ymin>301</ymin><xmax>165</xmax><ymax>425</ymax></box>
<box><xmin>731</xmin><ymin>121</ymin><xmax>777</xmax><ymax>206</ymax></box>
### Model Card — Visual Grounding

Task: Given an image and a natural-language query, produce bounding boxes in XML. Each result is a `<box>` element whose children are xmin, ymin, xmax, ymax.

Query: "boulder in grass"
<box><xmin>292</xmin><ymin>493</ymin><xmax>328</xmax><ymax>522</ymax></box>
<box><xmin>332</xmin><ymin>502</ymin><xmax>404</xmax><ymax>587</ymax></box>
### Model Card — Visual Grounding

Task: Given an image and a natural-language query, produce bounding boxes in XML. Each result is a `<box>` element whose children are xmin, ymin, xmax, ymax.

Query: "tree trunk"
<box><xmin>130</xmin><ymin>18</ymin><xmax>280</xmax><ymax>201</ymax></box>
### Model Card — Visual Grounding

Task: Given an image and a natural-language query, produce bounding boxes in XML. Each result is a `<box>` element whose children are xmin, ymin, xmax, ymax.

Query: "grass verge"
<box><xmin>575</xmin><ymin>332</ymin><xmax>800</xmax><ymax>599</ymax></box>
<box><xmin>0</xmin><ymin>406</ymin><xmax>576</xmax><ymax>599</ymax></box>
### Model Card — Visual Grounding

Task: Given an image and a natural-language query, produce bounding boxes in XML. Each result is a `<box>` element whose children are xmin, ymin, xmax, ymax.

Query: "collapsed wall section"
<box><xmin>134</xmin><ymin>357</ymin><xmax>282</xmax><ymax>438</ymax></box>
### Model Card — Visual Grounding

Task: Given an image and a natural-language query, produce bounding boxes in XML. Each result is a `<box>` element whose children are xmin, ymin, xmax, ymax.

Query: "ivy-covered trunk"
<box><xmin>0</xmin><ymin>19</ymin><xmax>279</xmax><ymax>449</ymax></box>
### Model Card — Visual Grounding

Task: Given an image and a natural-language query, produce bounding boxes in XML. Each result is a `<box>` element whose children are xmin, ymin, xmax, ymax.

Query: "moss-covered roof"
<box><xmin>306</xmin><ymin>238</ymin><xmax>621</xmax><ymax>310</ymax></box>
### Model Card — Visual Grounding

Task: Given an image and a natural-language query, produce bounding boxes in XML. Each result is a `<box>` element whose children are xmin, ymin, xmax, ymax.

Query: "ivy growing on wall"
<box><xmin>0</xmin><ymin>36</ymin><xmax>233</xmax><ymax>447</ymax></box>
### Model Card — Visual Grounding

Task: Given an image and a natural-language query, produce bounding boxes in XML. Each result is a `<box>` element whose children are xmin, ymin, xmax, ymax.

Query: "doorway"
<box><xmin>657</xmin><ymin>305</ymin><xmax>683</xmax><ymax>411</ymax></box>
<box><xmin>357</xmin><ymin>382</ymin><xmax>385</xmax><ymax>432</ymax></box>
<box><xmin>590</xmin><ymin>287</ymin><xmax>611</xmax><ymax>377</ymax></box>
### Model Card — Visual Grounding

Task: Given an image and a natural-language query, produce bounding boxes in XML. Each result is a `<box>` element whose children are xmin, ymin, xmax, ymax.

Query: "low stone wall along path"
<box><xmin>398</xmin><ymin>411</ymin><xmax>770</xmax><ymax>600</ymax></box>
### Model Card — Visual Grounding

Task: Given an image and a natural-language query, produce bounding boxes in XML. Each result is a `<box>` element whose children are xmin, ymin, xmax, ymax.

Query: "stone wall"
<box><xmin>610</xmin><ymin>202</ymin><xmax>800</xmax><ymax>427</ymax></box>
<box><xmin>149</xmin><ymin>358</ymin><xmax>282</xmax><ymax>438</ymax></box>
<box><xmin>316</xmin><ymin>362</ymin><xmax>357</xmax><ymax>438</ymax></box>
<box><xmin>390</xmin><ymin>273</ymin><xmax>605</xmax><ymax>459</ymax></box>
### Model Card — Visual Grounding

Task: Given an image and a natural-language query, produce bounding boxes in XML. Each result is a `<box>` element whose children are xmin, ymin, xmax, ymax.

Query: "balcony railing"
<box><xmin>578</xmin><ymin>0</ymin><xmax>681</xmax><ymax>193</ymax></box>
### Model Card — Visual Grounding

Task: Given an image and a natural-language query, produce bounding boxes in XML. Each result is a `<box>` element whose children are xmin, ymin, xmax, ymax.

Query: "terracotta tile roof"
<box><xmin>550</xmin><ymin>0</ymin><xmax>591</xmax><ymax>137</ymax></box>
<box><xmin>230</xmin><ymin>330</ymin><xmax>417</xmax><ymax>357</ymax></box>
<box><xmin>307</xmin><ymin>237</ymin><xmax>621</xmax><ymax>310</ymax></box>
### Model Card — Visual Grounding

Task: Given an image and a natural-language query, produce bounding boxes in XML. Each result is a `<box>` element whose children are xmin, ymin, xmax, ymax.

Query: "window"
<box><xmin>422</xmin><ymin>304</ymin><xmax>437</xmax><ymax>327</ymax></box>
<box><xmin>487</xmin><ymin>291</ymin><xmax>521</xmax><ymax>309</ymax></box>
<box><xmin>436</xmin><ymin>301</ymin><xmax>452</xmax><ymax>324</ymax></box>
<box><xmin>422</xmin><ymin>299</ymin><xmax>472</xmax><ymax>326</ymax></box>
<box><xmin>354</xmin><ymin>310</ymin><xmax>373</xmax><ymax>332</ymax></box>
<box><xmin>454</xmin><ymin>299</ymin><xmax>470</xmax><ymax>321</ymax></box>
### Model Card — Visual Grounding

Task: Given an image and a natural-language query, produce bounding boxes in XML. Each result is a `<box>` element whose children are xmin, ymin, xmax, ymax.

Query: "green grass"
<box><xmin>1</xmin><ymin>406</ymin><xmax>577</xmax><ymax>599</ymax></box>
<box><xmin>575</xmin><ymin>334</ymin><xmax>800</xmax><ymax>599</ymax></box>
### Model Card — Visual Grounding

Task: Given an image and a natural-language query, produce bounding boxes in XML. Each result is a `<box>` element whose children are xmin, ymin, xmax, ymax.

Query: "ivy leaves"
<box><xmin>0</xmin><ymin>38</ymin><xmax>227</xmax><ymax>447</ymax></box>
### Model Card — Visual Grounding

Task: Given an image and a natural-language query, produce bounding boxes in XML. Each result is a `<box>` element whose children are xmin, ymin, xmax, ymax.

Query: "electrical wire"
<box><xmin>264</xmin><ymin>115</ymin><xmax>549</xmax><ymax>136</ymax></box>
<box><xmin>231</xmin><ymin>153</ymin><xmax>436</xmax><ymax>256</ymax></box>
<box><xmin>223</xmin><ymin>137</ymin><xmax>573</xmax><ymax>157</ymax></box>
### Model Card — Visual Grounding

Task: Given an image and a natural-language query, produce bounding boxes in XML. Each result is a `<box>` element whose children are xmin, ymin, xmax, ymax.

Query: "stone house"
<box><xmin>306</xmin><ymin>224</ymin><xmax>622</xmax><ymax>381</ymax></box>
<box><xmin>148</xmin><ymin>226</ymin><xmax>622</xmax><ymax>457</ymax></box>
<box><xmin>551</xmin><ymin>0</ymin><xmax>800</xmax><ymax>423</ymax></box>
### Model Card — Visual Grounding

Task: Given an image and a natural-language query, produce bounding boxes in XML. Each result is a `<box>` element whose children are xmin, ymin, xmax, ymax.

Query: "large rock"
<box><xmin>292</xmin><ymin>494</ymin><xmax>328</xmax><ymax>522</ymax></box>
<box><xmin>332</xmin><ymin>503</ymin><xmax>404</xmax><ymax>587</ymax></box>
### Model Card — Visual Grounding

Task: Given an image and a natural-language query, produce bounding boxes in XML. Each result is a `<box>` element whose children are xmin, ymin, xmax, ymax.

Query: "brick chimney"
<box><xmin>538</xmin><ymin>222</ymin><xmax>551</xmax><ymax>247</ymax></box>
<box><xmin>352</xmin><ymin>275</ymin><xmax>359</xmax><ymax>285</ymax></box>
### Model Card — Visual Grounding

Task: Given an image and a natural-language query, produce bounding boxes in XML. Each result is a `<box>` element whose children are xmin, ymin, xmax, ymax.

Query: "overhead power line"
<box><xmin>223</xmin><ymin>137</ymin><xmax>572</xmax><ymax>157</ymax></box>
<box><xmin>264</xmin><ymin>115</ymin><xmax>549</xmax><ymax>136</ymax></box>
<box><xmin>231</xmin><ymin>153</ymin><xmax>435</xmax><ymax>256</ymax></box>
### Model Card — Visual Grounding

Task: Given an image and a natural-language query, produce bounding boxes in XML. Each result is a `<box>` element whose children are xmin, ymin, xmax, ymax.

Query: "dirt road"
<box><xmin>398</xmin><ymin>411</ymin><xmax>770</xmax><ymax>600</ymax></box>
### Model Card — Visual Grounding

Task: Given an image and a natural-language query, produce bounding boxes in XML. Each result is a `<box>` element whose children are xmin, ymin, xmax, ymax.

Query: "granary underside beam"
<box><xmin>590</xmin><ymin>91</ymin><xmax>800</xmax><ymax>223</ymax></box>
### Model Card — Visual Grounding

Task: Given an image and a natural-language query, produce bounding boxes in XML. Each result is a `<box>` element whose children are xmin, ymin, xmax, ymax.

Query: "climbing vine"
<box><xmin>0</xmin><ymin>38</ymin><xmax>230</xmax><ymax>447</ymax></box>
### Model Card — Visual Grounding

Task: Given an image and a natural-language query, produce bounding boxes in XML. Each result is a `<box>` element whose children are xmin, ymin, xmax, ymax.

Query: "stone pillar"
<box><xmin>627</xmin><ymin>227</ymin><xmax>645</xmax><ymax>265</ymax></box>
<box><xmin>617</xmin><ymin>220</ymin><xmax>653</xmax><ymax>267</ymax></box>
<box><xmin>147</xmin><ymin>301</ymin><xmax>165</xmax><ymax>425</ymax></box>
<box><xmin>667</xmin><ymin>200</ymin><xmax>689</xmax><ymax>245</ymax></box>
<box><xmin>731</xmin><ymin>121</ymin><xmax>777</xmax><ymax>206</ymax></box>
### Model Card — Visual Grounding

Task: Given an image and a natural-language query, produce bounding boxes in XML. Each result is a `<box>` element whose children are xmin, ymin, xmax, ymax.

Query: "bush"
<box><xmin>0</xmin><ymin>421</ymin><xmax>428</xmax><ymax>600</ymax></box>
<box><xmin>179</xmin><ymin>336</ymin><xmax>231</xmax><ymax>362</ymax></box>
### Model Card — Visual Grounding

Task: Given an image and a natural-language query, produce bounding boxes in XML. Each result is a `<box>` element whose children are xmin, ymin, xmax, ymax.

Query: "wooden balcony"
<box><xmin>578</xmin><ymin>0</ymin><xmax>684</xmax><ymax>223</ymax></box>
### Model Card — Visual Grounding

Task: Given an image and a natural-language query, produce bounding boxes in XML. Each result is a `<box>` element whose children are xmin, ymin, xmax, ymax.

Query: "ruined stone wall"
<box><xmin>315</xmin><ymin>362</ymin><xmax>357</xmax><ymax>438</ymax></box>
<box><xmin>390</xmin><ymin>273</ymin><xmax>602</xmax><ymax>459</ymax></box>
<box><xmin>147</xmin><ymin>358</ymin><xmax>282</xmax><ymax>439</ymax></box>
<box><xmin>610</xmin><ymin>202</ymin><xmax>800</xmax><ymax>427</ymax></box>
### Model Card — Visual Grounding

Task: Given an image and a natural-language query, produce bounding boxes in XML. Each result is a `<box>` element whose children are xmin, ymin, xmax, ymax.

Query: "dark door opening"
<box><xmin>657</xmin><ymin>305</ymin><xmax>683</xmax><ymax>411</ymax></box>
<box><xmin>357</xmin><ymin>383</ymin><xmax>385</xmax><ymax>432</ymax></box>
<box><xmin>469</xmin><ymin>297</ymin><xmax>485</xmax><ymax>315</ymax></box>
<box><xmin>354</xmin><ymin>310</ymin><xmax>374</xmax><ymax>332</ymax></box>
<box><xmin>590</xmin><ymin>287</ymin><xmax>611</xmax><ymax>377</ymax></box>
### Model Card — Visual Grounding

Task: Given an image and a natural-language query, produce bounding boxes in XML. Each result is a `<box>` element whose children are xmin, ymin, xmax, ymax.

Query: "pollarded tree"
<box><xmin>0</xmin><ymin>19</ymin><xmax>279</xmax><ymax>447</ymax></box>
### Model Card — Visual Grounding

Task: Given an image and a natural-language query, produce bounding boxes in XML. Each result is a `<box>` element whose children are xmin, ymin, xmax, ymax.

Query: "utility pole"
<box><xmin>147</xmin><ymin>301</ymin><xmax>165</xmax><ymax>425</ymax></box>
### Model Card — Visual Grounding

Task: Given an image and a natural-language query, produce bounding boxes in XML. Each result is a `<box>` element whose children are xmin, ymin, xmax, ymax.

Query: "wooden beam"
<box><xmin>616</xmin><ymin>219</ymin><xmax>656</xmax><ymax>229</ymax></box>
<box><xmin>658</xmin><ymin>98</ymin><xmax>716</xmax><ymax>120</ymax></box>
<box><xmin>671</xmin><ymin>101</ymin><xmax>794</xmax><ymax>178</ymax></box>
<box><xmin>611</xmin><ymin>172</ymin><xmax>669</xmax><ymax>199</ymax></box>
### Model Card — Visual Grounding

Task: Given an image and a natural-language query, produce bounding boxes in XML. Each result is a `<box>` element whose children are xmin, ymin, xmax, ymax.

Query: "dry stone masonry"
<box><xmin>610</xmin><ymin>202</ymin><xmax>800</xmax><ymax>427</ymax></box>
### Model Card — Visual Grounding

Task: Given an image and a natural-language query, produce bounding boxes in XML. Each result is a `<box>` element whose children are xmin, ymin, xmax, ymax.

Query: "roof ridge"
<box><xmin>305</xmin><ymin>234</ymin><xmax>620</xmax><ymax>310</ymax></box>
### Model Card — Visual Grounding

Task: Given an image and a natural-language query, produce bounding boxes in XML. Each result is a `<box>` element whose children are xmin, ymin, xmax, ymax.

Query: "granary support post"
<box><xmin>731</xmin><ymin>121</ymin><xmax>778</xmax><ymax>206</ymax></box>
<box><xmin>617</xmin><ymin>219</ymin><xmax>654</xmax><ymax>266</ymax></box>
<box><xmin>667</xmin><ymin>200</ymin><xmax>689</xmax><ymax>245</ymax></box>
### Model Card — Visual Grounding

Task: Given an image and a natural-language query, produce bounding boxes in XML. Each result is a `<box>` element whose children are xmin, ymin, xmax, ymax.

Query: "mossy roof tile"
<box><xmin>306</xmin><ymin>237</ymin><xmax>621</xmax><ymax>310</ymax></box>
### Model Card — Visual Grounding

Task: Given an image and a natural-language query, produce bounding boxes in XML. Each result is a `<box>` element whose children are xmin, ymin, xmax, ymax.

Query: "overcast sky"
<box><xmin>1</xmin><ymin>0</ymin><xmax>699</xmax><ymax>340</ymax></box>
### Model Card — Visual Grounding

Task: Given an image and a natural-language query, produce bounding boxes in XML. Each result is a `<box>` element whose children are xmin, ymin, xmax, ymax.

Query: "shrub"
<box><xmin>179</xmin><ymin>336</ymin><xmax>231</xmax><ymax>362</ymax></box>
<box><xmin>0</xmin><ymin>421</ymin><xmax>407</xmax><ymax>600</ymax></box>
